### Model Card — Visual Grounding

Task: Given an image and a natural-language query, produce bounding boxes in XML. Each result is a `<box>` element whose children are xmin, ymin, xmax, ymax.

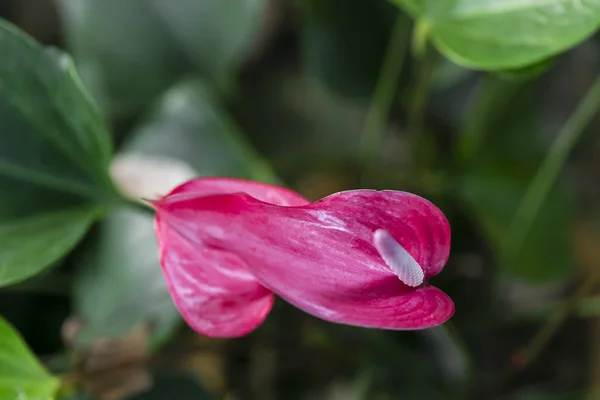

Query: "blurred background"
<box><xmin>1</xmin><ymin>0</ymin><xmax>600</xmax><ymax>399</ymax></box>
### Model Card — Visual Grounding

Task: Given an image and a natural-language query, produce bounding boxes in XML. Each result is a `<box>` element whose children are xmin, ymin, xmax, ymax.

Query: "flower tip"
<box><xmin>141</xmin><ymin>197</ymin><xmax>163</xmax><ymax>210</ymax></box>
<box><xmin>373</xmin><ymin>229</ymin><xmax>424</xmax><ymax>287</ymax></box>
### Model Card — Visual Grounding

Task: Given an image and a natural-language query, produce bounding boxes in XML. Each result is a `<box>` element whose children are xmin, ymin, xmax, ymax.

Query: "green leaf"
<box><xmin>0</xmin><ymin>19</ymin><xmax>114</xmax><ymax>202</ymax></box>
<box><xmin>0</xmin><ymin>20</ymin><xmax>117</xmax><ymax>286</ymax></box>
<box><xmin>457</xmin><ymin>80</ymin><xmax>573</xmax><ymax>281</ymax></box>
<box><xmin>74</xmin><ymin>208</ymin><xmax>181</xmax><ymax>349</ymax></box>
<box><xmin>56</xmin><ymin>0</ymin><xmax>268</xmax><ymax>117</ymax></box>
<box><xmin>392</xmin><ymin>0</ymin><xmax>600</xmax><ymax>69</ymax></box>
<box><xmin>299</xmin><ymin>0</ymin><xmax>399</xmax><ymax>98</ymax></box>
<box><xmin>0</xmin><ymin>207</ymin><xmax>100</xmax><ymax>287</ymax></box>
<box><xmin>0</xmin><ymin>316</ymin><xmax>60</xmax><ymax>400</ymax></box>
<box><xmin>74</xmin><ymin>79</ymin><xmax>280</xmax><ymax>348</ymax></box>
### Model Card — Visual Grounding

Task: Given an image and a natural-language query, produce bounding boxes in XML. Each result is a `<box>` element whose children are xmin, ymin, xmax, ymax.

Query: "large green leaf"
<box><xmin>73</xmin><ymin>79</ymin><xmax>279</xmax><ymax>347</ymax></box>
<box><xmin>299</xmin><ymin>0</ymin><xmax>398</xmax><ymax>98</ymax></box>
<box><xmin>392</xmin><ymin>0</ymin><xmax>600</xmax><ymax>69</ymax></box>
<box><xmin>0</xmin><ymin>20</ymin><xmax>114</xmax><ymax>203</ymax></box>
<box><xmin>56</xmin><ymin>0</ymin><xmax>268</xmax><ymax>117</ymax></box>
<box><xmin>0</xmin><ymin>317</ymin><xmax>60</xmax><ymax>400</ymax></box>
<box><xmin>0</xmin><ymin>20</ymin><xmax>117</xmax><ymax>287</ymax></box>
<box><xmin>457</xmin><ymin>79</ymin><xmax>573</xmax><ymax>281</ymax></box>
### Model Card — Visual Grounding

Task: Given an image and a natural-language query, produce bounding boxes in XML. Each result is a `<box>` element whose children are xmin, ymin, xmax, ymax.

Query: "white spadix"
<box><xmin>373</xmin><ymin>229</ymin><xmax>425</xmax><ymax>287</ymax></box>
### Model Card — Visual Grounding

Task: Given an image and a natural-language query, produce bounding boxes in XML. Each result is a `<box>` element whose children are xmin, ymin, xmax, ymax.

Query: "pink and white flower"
<box><xmin>153</xmin><ymin>177</ymin><xmax>454</xmax><ymax>337</ymax></box>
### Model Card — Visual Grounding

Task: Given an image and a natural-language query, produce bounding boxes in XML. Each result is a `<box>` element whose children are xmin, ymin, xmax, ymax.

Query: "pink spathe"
<box><xmin>153</xmin><ymin>177</ymin><xmax>454</xmax><ymax>338</ymax></box>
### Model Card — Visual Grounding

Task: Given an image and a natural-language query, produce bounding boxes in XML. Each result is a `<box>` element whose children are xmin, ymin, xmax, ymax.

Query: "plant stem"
<box><xmin>407</xmin><ymin>30</ymin><xmax>439</xmax><ymax>169</ymax></box>
<box><xmin>504</xmin><ymin>72</ymin><xmax>600</xmax><ymax>260</ymax></box>
<box><xmin>359</xmin><ymin>14</ymin><xmax>410</xmax><ymax>184</ymax></box>
<box><xmin>455</xmin><ymin>74</ymin><xmax>519</xmax><ymax>165</ymax></box>
<box><xmin>411</xmin><ymin>19</ymin><xmax>430</xmax><ymax>60</ymax></box>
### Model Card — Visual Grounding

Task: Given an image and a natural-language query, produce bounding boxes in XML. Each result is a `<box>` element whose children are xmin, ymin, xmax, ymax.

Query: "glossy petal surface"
<box><xmin>155</xmin><ymin>178</ymin><xmax>309</xmax><ymax>337</ymax></box>
<box><xmin>156</xmin><ymin>181</ymin><xmax>453</xmax><ymax>333</ymax></box>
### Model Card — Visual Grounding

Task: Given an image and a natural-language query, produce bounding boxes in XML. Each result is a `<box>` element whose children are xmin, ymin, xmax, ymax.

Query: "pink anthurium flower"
<box><xmin>153</xmin><ymin>177</ymin><xmax>454</xmax><ymax>338</ymax></box>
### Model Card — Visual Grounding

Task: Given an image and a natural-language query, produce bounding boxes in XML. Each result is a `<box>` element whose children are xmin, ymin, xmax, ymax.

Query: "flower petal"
<box><xmin>155</xmin><ymin>178</ymin><xmax>309</xmax><ymax>337</ymax></box>
<box><xmin>163</xmin><ymin>176</ymin><xmax>310</xmax><ymax>207</ymax></box>
<box><xmin>156</xmin><ymin>188</ymin><xmax>453</xmax><ymax>330</ymax></box>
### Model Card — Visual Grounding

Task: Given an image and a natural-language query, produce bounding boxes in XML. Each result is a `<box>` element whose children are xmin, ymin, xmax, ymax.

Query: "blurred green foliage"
<box><xmin>0</xmin><ymin>0</ymin><xmax>600</xmax><ymax>399</ymax></box>
<box><xmin>55</xmin><ymin>0</ymin><xmax>268</xmax><ymax>117</ymax></box>
<box><xmin>299</xmin><ymin>0</ymin><xmax>397</xmax><ymax>99</ymax></box>
<box><xmin>457</xmin><ymin>79</ymin><xmax>573</xmax><ymax>281</ymax></box>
